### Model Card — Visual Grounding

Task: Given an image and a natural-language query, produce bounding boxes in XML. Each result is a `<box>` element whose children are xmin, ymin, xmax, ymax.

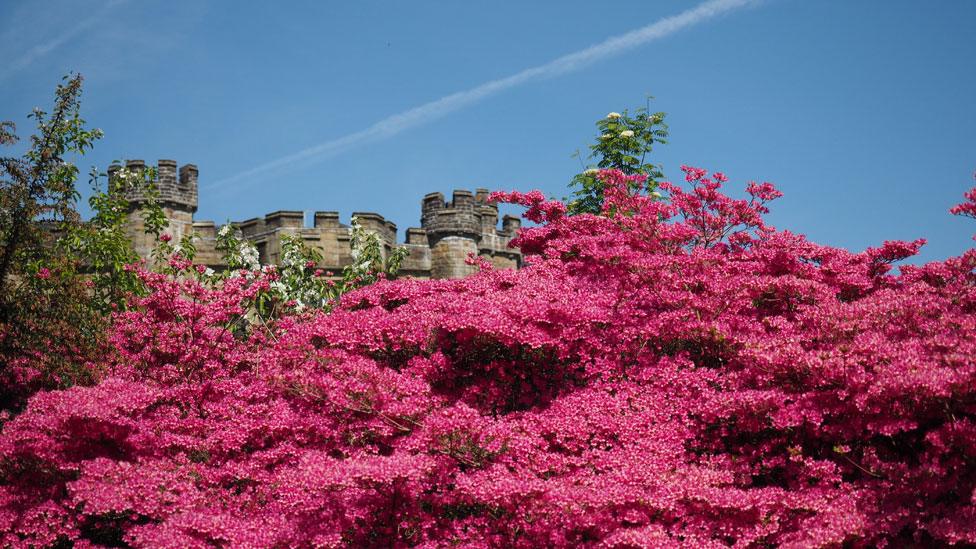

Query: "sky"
<box><xmin>1</xmin><ymin>0</ymin><xmax>974</xmax><ymax>263</ymax></box>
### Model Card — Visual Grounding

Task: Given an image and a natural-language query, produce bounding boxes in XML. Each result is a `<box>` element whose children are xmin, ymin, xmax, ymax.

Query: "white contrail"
<box><xmin>207</xmin><ymin>0</ymin><xmax>758</xmax><ymax>190</ymax></box>
<box><xmin>0</xmin><ymin>0</ymin><xmax>127</xmax><ymax>81</ymax></box>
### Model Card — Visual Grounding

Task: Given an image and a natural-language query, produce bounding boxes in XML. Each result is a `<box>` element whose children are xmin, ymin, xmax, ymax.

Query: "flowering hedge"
<box><xmin>1</xmin><ymin>168</ymin><xmax>975</xmax><ymax>547</ymax></box>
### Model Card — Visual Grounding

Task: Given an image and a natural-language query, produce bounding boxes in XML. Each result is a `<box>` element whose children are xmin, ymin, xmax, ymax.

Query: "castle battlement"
<box><xmin>121</xmin><ymin>160</ymin><xmax>521</xmax><ymax>279</ymax></box>
<box><xmin>420</xmin><ymin>189</ymin><xmax>519</xmax><ymax>236</ymax></box>
<box><xmin>110</xmin><ymin>159</ymin><xmax>198</xmax><ymax>214</ymax></box>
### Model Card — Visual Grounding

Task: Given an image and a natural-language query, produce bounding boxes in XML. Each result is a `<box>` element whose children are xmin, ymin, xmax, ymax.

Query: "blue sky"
<box><xmin>2</xmin><ymin>0</ymin><xmax>974</xmax><ymax>263</ymax></box>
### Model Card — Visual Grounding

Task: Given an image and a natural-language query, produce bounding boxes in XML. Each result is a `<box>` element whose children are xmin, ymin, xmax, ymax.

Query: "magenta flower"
<box><xmin>2</xmin><ymin>169</ymin><xmax>975</xmax><ymax>547</ymax></box>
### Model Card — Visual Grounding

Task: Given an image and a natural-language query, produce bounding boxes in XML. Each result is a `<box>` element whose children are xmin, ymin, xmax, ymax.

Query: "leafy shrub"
<box><xmin>0</xmin><ymin>77</ymin><xmax>172</xmax><ymax>411</ymax></box>
<box><xmin>1</xmin><ymin>168</ymin><xmax>975</xmax><ymax>547</ymax></box>
<box><xmin>568</xmin><ymin>102</ymin><xmax>668</xmax><ymax>214</ymax></box>
<box><xmin>0</xmin><ymin>75</ymin><xmax>109</xmax><ymax>410</ymax></box>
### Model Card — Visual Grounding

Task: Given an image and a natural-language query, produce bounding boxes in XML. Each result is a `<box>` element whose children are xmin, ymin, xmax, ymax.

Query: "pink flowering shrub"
<box><xmin>2</xmin><ymin>168</ymin><xmax>976</xmax><ymax>547</ymax></box>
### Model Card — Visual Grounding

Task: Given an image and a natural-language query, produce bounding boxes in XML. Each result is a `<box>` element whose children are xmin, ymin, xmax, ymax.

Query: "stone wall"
<box><xmin>120</xmin><ymin>160</ymin><xmax>521</xmax><ymax>279</ymax></box>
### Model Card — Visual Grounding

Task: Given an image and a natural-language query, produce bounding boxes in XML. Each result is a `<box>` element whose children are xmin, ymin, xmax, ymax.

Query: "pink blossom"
<box><xmin>1</xmin><ymin>169</ymin><xmax>975</xmax><ymax>546</ymax></box>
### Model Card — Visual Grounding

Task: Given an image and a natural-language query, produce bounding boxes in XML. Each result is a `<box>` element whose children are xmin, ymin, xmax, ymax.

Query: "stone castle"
<box><xmin>113</xmin><ymin>159</ymin><xmax>522</xmax><ymax>279</ymax></box>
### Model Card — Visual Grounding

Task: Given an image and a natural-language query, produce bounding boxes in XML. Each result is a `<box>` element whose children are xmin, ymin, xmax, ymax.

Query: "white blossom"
<box><xmin>606</xmin><ymin>112</ymin><xmax>621</xmax><ymax>119</ymax></box>
<box><xmin>239</xmin><ymin>243</ymin><xmax>260</xmax><ymax>271</ymax></box>
<box><xmin>619</xmin><ymin>130</ymin><xmax>635</xmax><ymax>138</ymax></box>
<box><xmin>270</xmin><ymin>281</ymin><xmax>287</xmax><ymax>293</ymax></box>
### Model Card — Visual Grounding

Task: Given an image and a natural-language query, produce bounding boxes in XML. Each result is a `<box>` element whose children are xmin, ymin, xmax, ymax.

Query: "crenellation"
<box><xmin>179</xmin><ymin>164</ymin><xmax>198</xmax><ymax>188</ymax></box>
<box><xmin>157</xmin><ymin>160</ymin><xmax>177</xmax><ymax>191</ymax></box>
<box><xmin>475</xmin><ymin>188</ymin><xmax>491</xmax><ymax>203</ymax></box>
<box><xmin>313</xmin><ymin>211</ymin><xmax>340</xmax><ymax>229</ymax></box>
<box><xmin>421</xmin><ymin>192</ymin><xmax>444</xmax><ymax>229</ymax></box>
<box><xmin>120</xmin><ymin>159</ymin><xmax>521</xmax><ymax>279</ymax></box>
<box><xmin>451</xmin><ymin>189</ymin><xmax>475</xmax><ymax>211</ymax></box>
<box><xmin>264</xmin><ymin>210</ymin><xmax>304</xmax><ymax>230</ymax></box>
<box><xmin>478</xmin><ymin>205</ymin><xmax>499</xmax><ymax>234</ymax></box>
<box><xmin>192</xmin><ymin>221</ymin><xmax>216</xmax><ymax>239</ymax></box>
<box><xmin>235</xmin><ymin>218</ymin><xmax>265</xmax><ymax>237</ymax></box>
<box><xmin>405</xmin><ymin>227</ymin><xmax>427</xmax><ymax>245</ymax></box>
<box><xmin>351</xmin><ymin>212</ymin><xmax>397</xmax><ymax>246</ymax></box>
<box><xmin>502</xmin><ymin>215</ymin><xmax>521</xmax><ymax>235</ymax></box>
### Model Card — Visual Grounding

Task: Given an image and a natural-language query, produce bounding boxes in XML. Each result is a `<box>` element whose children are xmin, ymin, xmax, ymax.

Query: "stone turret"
<box><xmin>114</xmin><ymin>159</ymin><xmax>199</xmax><ymax>259</ymax></box>
<box><xmin>418</xmin><ymin>188</ymin><xmax>521</xmax><ymax>279</ymax></box>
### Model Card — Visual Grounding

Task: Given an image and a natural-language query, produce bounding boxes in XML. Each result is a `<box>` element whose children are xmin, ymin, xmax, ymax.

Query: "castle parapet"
<box><xmin>418</xmin><ymin>188</ymin><xmax>521</xmax><ymax>278</ymax></box>
<box><xmin>421</xmin><ymin>189</ymin><xmax>485</xmax><ymax>239</ymax></box>
<box><xmin>352</xmin><ymin>212</ymin><xmax>397</xmax><ymax>245</ymax></box>
<box><xmin>421</xmin><ymin>192</ymin><xmax>444</xmax><ymax>229</ymax></box>
<box><xmin>475</xmin><ymin>188</ymin><xmax>491</xmax><ymax>203</ymax></box>
<box><xmin>265</xmin><ymin>210</ymin><xmax>304</xmax><ymax>230</ymax></box>
<box><xmin>502</xmin><ymin>215</ymin><xmax>521</xmax><ymax>235</ymax></box>
<box><xmin>115</xmin><ymin>159</ymin><xmax>199</xmax><ymax>261</ymax></box>
<box><xmin>112</xmin><ymin>159</ymin><xmax>198</xmax><ymax>214</ymax></box>
<box><xmin>192</xmin><ymin>221</ymin><xmax>216</xmax><ymax>239</ymax></box>
<box><xmin>235</xmin><ymin>217</ymin><xmax>265</xmax><ymax>238</ymax></box>
<box><xmin>179</xmin><ymin>164</ymin><xmax>198</xmax><ymax>195</ymax></box>
<box><xmin>406</xmin><ymin>227</ymin><xmax>427</xmax><ymax>245</ymax></box>
<box><xmin>314</xmin><ymin>211</ymin><xmax>340</xmax><ymax>229</ymax></box>
<box><xmin>118</xmin><ymin>159</ymin><xmax>522</xmax><ymax>279</ymax></box>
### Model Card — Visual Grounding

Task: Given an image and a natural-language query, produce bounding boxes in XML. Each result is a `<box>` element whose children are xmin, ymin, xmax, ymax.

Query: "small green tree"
<box><xmin>0</xmin><ymin>75</ymin><xmax>175</xmax><ymax>409</ymax></box>
<box><xmin>0</xmin><ymin>74</ymin><xmax>102</xmax><ymax>313</ymax></box>
<box><xmin>59</xmin><ymin>164</ymin><xmax>166</xmax><ymax>311</ymax></box>
<box><xmin>0</xmin><ymin>74</ymin><xmax>108</xmax><ymax>408</ymax></box>
<box><xmin>568</xmin><ymin>99</ymin><xmax>669</xmax><ymax>214</ymax></box>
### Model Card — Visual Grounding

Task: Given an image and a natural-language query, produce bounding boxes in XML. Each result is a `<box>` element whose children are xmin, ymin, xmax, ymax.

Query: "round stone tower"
<box><xmin>421</xmin><ymin>190</ymin><xmax>483</xmax><ymax>279</ymax></box>
<box><xmin>111</xmin><ymin>159</ymin><xmax>198</xmax><ymax>259</ymax></box>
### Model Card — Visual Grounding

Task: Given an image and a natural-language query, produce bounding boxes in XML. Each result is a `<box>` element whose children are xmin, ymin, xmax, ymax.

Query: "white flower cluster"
<box><xmin>240</xmin><ymin>243</ymin><xmax>260</xmax><ymax>271</ymax></box>
<box><xmin>281</xmin><ymin>241</ymin><xmax>305</xmax><ymax>271</ymax></box>
<box><xmin>110</xmin><ymin>166</ymin><xmax>139</xmax><ymax>193</ymax></box>
<box><xmin>349</xmin><ymin>217</ymin><xmax>380</xmax><ymax>277</ymax></box>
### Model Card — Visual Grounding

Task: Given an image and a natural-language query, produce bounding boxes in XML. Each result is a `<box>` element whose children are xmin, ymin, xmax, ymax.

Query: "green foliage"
<box><xmin>272</xmin><ymin>232</ymin><xmax>330</xmax><ymax>311</ymax></box>
<box><xmin>216</xmin><ymin>217</ymin><xmax>409</xmax><ymax>319</ymax></box>
<box><xmin>215</xmin><ymin>223</ymin><xmax>260</xmax><ymax>271</ymax></box>
<box><xmin>347</xmin><ymin>216</ymin><xmax>409</xmax><ymax>286</ymax></box>
<box><xmin>59</xmin><ymin>165</ymin><xmax>166</xmax><ymax>311</ymax></box>
<box><xmin>136</xmin><ymin>174</ymin><xmax>169</xmax><ymax>239</ymax></box>
<box><xmin>0</xmin><ymin>74</ymin><xmax>417</xmax><ymax>409</ymax></box>
<box><xmin>0</xmin><ymin>74</ymin><xmax>109</xmax><ymax>408</ymax></box>
<box><xmin>0</xmin><ymin>75</ymin><xmax>177</xmax><ymax>407</ymax></box>
<box><xmin>568</xmin><ymin>99</ymin><xmax>669</xmax><ymax>215</ymax></box>
<box><xmin>0</xmin><ymin>74</ymin><xmax>102</xmax><ymax>313</ymax></box>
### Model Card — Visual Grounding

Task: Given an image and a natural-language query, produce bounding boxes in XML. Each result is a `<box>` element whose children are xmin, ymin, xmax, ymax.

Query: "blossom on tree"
<box><xmin>1</xmin><ymin>170</ymin><xmax>975</xmax><ymax>547</ymax></box>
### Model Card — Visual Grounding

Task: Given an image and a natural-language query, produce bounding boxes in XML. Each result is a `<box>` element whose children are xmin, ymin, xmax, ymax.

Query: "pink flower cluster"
<box><xmin>2</xmin><ymin>170</ymin><xmax>975</xmax><ymax>547</ymax></box>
